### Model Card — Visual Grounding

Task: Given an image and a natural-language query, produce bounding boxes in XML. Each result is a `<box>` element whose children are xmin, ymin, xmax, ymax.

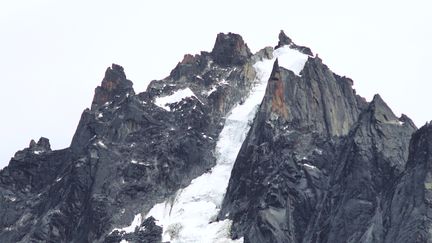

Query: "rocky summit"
<box><xmin>0</xmin><ymin>31</ymin><xmax>429</xmax><ymax>243</ymax></box>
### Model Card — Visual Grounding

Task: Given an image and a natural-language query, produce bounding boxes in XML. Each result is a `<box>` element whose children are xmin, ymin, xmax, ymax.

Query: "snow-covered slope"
<box><xmin>145</xmin><ymin>69</ymin><xmax>268</xmax><ymax>242</ymax></box>
<box><xmin>273</xmin><ymin>45</ymin><xmax>309</xmax><ymax>76</ymax></box>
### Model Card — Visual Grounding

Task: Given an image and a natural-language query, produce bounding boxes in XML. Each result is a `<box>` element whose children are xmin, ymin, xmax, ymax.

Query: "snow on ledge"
<box><xmin>155</xmin><ymin>88</ymin><xmax>196</xmax><ymax>111</ymax></box>
<box><xmin>273</xmin><ymin>45</ymin><xmax>310</xmax><ymax>76</ymax></box>
<box><xmin>112</xmin><ymin>213</ymin><xmax>142</xmax><ymax>234</ymax></box>
<box><xmin>303</xmin><ymin>163</ymin><xmax>318</xmax><ymax>170</ymax></box>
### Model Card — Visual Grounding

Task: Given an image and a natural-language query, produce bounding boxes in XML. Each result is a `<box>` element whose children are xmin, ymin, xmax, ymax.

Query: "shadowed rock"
<box><xmin>211</xmin><ymin>32</ymin><xmax>252</xmax><ymax>66</ymax></box>
<box><xmin>219</xmin><ymin>35</ymin><xmax>418</xmax><ymax>243</ymax></box>
<box><xmin>91</xmin><ymin>64</ymin><xmax>135</xmax><ymax>110</ymax></box>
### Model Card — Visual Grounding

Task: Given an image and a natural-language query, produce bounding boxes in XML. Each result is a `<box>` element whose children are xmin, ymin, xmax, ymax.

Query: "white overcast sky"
<box><xmin>1</xmin><ymin>0</ymin><xmax>431</xmax><ymax>168</ymax></box>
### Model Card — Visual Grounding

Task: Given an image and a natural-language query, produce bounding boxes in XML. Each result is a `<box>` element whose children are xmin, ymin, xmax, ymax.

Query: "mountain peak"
<box><xmin>277</xmin><ymin>30</ymin><xmax>293</xmax><ymax>46</ymax></box>
<box><xmin>30</xmin><ymin>137</ymin><xmax>51</xmax><ymax>151</ymax></box>
<box><xmin>275</xmin><ymin>30</ymin><xmax>313</xmax><ymax>56</ymax></box>
<box><xmin>369</xmin><ymin>94</ymin><xmax>400</xmax><ymax>123</ymax></box>
<box><xmin>91</xmin><ymin>63</ymin><xmax>134</xmax><ymax>110</ymax></box>
<box><xmin>107</xmin><ymin>63</ymin><xmax>127</xmax><ymax>79</ymax></box>
<box><xmin>32</xmin><ymin>137</ymin><xmax>51</xmax><ymax>150</ymax></box>
<box><xmin>211</xmin><ymin>32</ymin><xmax>252</xmax><ymax>66</ymax></box>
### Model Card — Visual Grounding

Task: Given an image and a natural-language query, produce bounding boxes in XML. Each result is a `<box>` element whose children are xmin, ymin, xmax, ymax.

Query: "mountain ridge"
<box><xmin>0</xmin><ymin>31</ymin><xmax>429</xmax><ymax>243</ymax></box>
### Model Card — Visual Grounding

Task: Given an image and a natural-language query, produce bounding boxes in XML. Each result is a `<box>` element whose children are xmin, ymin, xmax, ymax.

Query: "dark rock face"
<box><xmin>219</xmin><ymin>48</ymin><xmax>420</xmax><ymax>243</ymax></box>
<box><xmin>309</xmin><ymin>95</ymin><xmax>416</xmax><ymax>243</ymax></box>
<box><xmin>219</xmin><ymin>53</ymin><xmax>368</xmax><ymax>242</ymax></box>
<box><xmin>383</xmin><ymin>123</ymin><xmax>432</xmax><ymax>243</ymax></box>
<box><xmin>0</xmin><ymin>31</ymin><xmax>429</xmax><ymax>243</ymax></box>
<box><xmin>260</xmin><ymin>58</ymin><xmax>363</xmax><ymax>137</ymax></box>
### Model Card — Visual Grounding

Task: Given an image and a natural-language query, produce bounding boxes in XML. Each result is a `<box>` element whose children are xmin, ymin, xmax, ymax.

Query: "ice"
<box><xmin>155</xmin><ymin>88</ymin><xmax>196</xmax><ymax>111</ymax></box>
<box><xmin>273</xmin><ymin>45</ymin><xmax>310</xmax><ymax>76</ymax></box>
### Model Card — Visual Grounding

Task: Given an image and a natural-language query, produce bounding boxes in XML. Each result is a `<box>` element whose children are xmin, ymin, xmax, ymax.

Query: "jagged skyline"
<box><xmin>1</xmin><ymin>0</ymin><xmax>431</xmax><ymax>168</ymax></box>
<box><xmin>1</xmin><ymin>10</ymin><xmax>431</xmax><ymax>241</ymax></box>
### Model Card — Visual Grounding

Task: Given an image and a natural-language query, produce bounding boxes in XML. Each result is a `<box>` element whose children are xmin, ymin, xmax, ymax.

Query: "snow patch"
<box><xmin>33</xmin><ymin>150</ymin><xmax>43</xmax><ymax>155</ymax></box>
<box><xmin>5</xmin><ymin>195</ymin><xmax>16</xmax><ymax>202</ymax></box>
<box><xmin>219</xmin><ymin>79</ymin><xmax>229</xmax><ymax>85</ymax></box>
<box><xmin>303</xmin><ymin>163</ymin><xmax>318</xmax><ymax>170</ymax></box>
<box><xmin>273</xmin><ymin>45</ymin><xmax>310</xmax><ymax>76</ymax></box>
<box><xmin>384</xmin><ymin>119</ymin><xmax>405</xmax><ymax>126</ymax></box>
<box><xmin>207</xmin><ymin>86</ymin><xmax>218</xmax><ymax>96</ymax></box>
<box><xmin>97</xmin><ymin>141</ymin><xmax>107</xmax><ymax>149</ymax></box>
<box><xmin>155</xmin><ymin>88</ymin><xmax>196</xmax><ymax>111</ymax></box>
<box><xmin>131</xmin><ymin>160</ymin><xmax>151</xmax><ymax>166</ymax></box>
<box><xmin>112</xmin><ymin>213</ymin><xmax>142</xmax><ymax>234</ymax></box>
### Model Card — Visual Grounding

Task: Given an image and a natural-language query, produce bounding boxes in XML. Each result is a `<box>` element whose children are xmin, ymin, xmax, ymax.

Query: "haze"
<box><xmin>1</xmin><ymin>0</ymin><xmax>431</xmax><ymax>168</ymax></box>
